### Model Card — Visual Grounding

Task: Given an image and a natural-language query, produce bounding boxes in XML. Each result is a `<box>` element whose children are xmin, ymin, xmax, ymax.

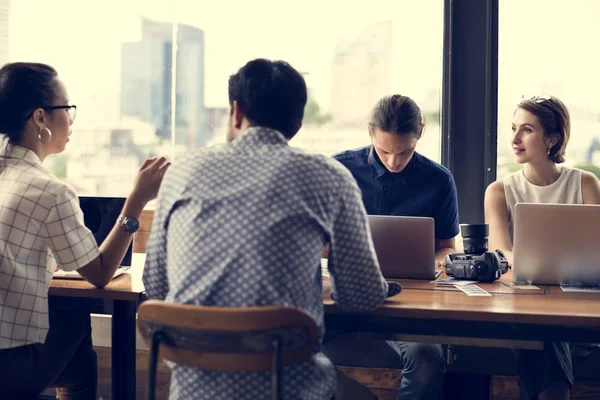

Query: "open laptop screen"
<box><xmin>78</xmin><ymin>196</ymin><xmax>132</xmax><ymax>267</ymax></box>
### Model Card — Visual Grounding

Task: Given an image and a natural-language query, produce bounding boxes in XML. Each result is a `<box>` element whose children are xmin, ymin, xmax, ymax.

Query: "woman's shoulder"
<box><xmin>562</xmin><ymin>165</ymin><xmax>584</xmax><ymax>175</ymax></box>
<box><xmin>500</xmin><ymin>169</ymin><xmax>524</xmax><ymax>184</ymax></box>
<box><xmin>485</xmin><ymin>179</ymin><xmax>506</xmax><ymax>199</ymax></box>
<box><xmin>559</xmin><ymin>166</ymin><xmax>587</xmax><ymax>186</ymax></box>
<box><xmin>27</xmin><ymin>170</ymin><xmax>78</xmax><ymax>204</ymax></box>
<box><xmin>579</xmin><ymin>169</ymin><xmax>600</xmax><ymax>204</ymax></box>
<box><xmin>484</xmin><ymin>180</ymin><xmax>508</xmax><ymax>215</ymax></box>
<box><xmin>580</xmin><ymin>169</ymin><xmax>600</xmax><ymax>184</ymax></box>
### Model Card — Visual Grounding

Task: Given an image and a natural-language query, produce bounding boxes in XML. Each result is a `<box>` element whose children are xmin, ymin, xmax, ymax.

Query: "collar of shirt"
<box><xmin>367</xmin><ymin>146</ymin><xmax>416</xmax><ymax>185</ymax></box>
<box><xmin>0</xmin><ymin>138</ymin><xmax>43</xmax><ymax>166</ymax></box>
<box><xmin>232</xmin><ymin>126</ymin><xmax>288</xmax><ymax>151</ymax></box>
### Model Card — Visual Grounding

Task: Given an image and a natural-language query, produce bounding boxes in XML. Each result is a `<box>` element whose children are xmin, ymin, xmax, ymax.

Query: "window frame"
<box><xmin>442</xmin><ymin>0</ymin><xmax>499</xmax><ymax>224</ymax></box>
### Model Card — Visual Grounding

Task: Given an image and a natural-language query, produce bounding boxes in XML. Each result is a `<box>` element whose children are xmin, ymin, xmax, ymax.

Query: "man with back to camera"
<box><xmin>325</xmin><ymin>95</ymin><xmax>460</xmax><ymax>400</ymax></box>
<box><xmin>142</xmin><ymin>58</ymin><xmax>401</xmax><ymax>400</ymax></box>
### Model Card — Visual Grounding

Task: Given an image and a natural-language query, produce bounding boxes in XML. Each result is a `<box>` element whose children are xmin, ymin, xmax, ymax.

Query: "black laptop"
<box><xmin>53</xmin><ymin>196</ymin><xmax>132</xmax><ymax>279</ymax></box>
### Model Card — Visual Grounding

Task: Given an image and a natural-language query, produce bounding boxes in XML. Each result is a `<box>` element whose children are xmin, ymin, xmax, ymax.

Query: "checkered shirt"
<box><xmin>143</xmin><ymin>127</ymin><xmax>389</xmax><ymax>400</ymax></box>
<box><xmin>0</xmin><ymin>139</ymin><xmax>100</xmax><ymax>349</ymax></box>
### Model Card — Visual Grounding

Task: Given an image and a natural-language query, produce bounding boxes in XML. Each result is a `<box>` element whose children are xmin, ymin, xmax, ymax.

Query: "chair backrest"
<box><xmin>137</xmin><ymin>300</ymin><xmax>320</xmax><ymax>372</ymax></box>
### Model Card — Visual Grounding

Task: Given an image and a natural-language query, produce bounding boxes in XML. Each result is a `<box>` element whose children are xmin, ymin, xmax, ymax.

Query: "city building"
<box><xmin>120</xmin><ymin>18</ymin><xmax>207</xmax><ymax>148</ymax></box>
<box><xmin>330</xmin><ymin>21</ymin><xmax>393</xmax><ymax>127</ymax></box>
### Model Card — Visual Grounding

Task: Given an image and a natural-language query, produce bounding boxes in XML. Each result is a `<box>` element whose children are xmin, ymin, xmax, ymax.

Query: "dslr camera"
<box><xmin>445</xmin><ymin>224</ymin><xmax>510</xmax><ymax>282</ymax></box>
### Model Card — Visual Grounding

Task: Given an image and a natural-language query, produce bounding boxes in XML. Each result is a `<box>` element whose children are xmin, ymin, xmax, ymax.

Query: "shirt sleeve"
<box><xmin>142</xmin><ymin>171</ymin><xmax>173</xmax><ymax>300</ymax></box>
<box><xmin>327</xmin><ymin>178</ymin><xmax>389</xmax><ymax>312</ymax></box>
<box><xmin>433</xmin><ymin>173</ymin><xmax>460</xmax><ymax>240</ymax></box>
<box><xmin>43</xmin><ymin>185</ymin><xmax>100</xmax><ymax>272</ymax></box>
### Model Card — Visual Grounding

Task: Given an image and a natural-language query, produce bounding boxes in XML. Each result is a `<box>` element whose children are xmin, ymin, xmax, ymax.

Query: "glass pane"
<box><xmin>196</xmin><ymin>0</ymin><xmax>444</xmax><ymax>162</ymax></box>
<box><xmin>7</xmin><ymin>0</ymin><xmax>444</xmax><ymax>197</ymax></box>
<box><xmin>498</xmin><ymin>0</ymin><xmax>600</xmax><ymax>179</ymax></box>
<box><xmin>0</xmin><ymin>0</ymin><xmax>8</xmax><ymax>67</ymax></box>
<box><xmin>7</xmin><ymin>0</ymin><xmax>176</xmax><ymax>196</ymax></box>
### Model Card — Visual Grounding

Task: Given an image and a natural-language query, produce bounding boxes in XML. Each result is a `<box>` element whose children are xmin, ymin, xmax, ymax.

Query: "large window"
<box><xmin>498</xmin><ymin>0</ymin><xmax>600</xmax><ymax>179</ymax></box>
<box><xmin>6</xmin><ymin>0</ymin><xmax>443</xmax><ymax>196</ymax></box>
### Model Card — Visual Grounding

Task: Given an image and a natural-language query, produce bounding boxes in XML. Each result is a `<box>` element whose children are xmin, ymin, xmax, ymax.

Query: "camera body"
<box><xmin>445</xmin><ymin>251</ymin><xmax>505</xmax><ymax>282</ymax></box>
<box><xmin>445</xmin><ymin>224</ymin><xmax>510</xmax><ymax>282</ymax></box>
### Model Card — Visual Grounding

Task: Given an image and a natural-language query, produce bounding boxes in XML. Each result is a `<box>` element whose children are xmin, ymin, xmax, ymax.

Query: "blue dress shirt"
<box><xmin>333</xmin><ymin>146</ymin><xmax>459</xmax><ymax>240</ymax></box>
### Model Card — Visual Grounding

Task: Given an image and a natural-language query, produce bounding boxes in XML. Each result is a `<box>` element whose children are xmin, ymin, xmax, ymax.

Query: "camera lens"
<box><xmin>460</xmin><ymin>224</ymin><xmax>489</xmax><ymax>254</ymax></box>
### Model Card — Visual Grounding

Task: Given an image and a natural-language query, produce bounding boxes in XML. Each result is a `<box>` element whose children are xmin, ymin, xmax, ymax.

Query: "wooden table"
<box><xmin>323</xmin><ymin>271</ymin><xmax>600</xmax><ymax>399</ymax></box>
<box><xmin>48</xmin><ymin>254</ymin><xmax>600</xmax><ymax>399</ymax></box>
<box><xmin>49</xmin><ymin>254</ymin><xmax>146</xmax><ymax>400</ymax></box>
<box><xmin>324</xmin><ymin>271</ymin><xmax>600</xmax><ymax>344</ymax></box>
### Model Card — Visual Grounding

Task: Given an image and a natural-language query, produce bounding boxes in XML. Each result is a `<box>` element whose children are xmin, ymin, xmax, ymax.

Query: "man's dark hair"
<box><xmin>368</xmin><ymin>94</ymin><xmax>425</xmax><ymax>139</ymax></box>
<box><xmin>0</xmin><ymin>62</ymin><xmax>58</xmax><ymax>142</ymax></box>
<box><xmin>228</xmin><ymin>58</ymin><xmax>307</xmax><ymax>139</ymax></box>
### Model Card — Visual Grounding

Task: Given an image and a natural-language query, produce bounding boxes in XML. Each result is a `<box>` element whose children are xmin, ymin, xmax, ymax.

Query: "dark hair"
<box><xmin>368</xmin><ymin>94</ymin><xmax>425</xmax><ymax>139</ymax></box>
<box><xmin>517</xmin><ymin>96</ymin><xmax>570</xmax><ymax>163</ymax></box>
<box><xmin>228</xmin><ymin>58</ymin><xmax>307</xmax><ymax>139</ymax></box>
<box><xmin>0</xmin><ymin>62</ymin><xmax>58</xmax><ymax>143</ymax></box>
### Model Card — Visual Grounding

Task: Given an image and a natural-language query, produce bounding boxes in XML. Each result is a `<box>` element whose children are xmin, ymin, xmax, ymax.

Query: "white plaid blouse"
<box><xmin>0</xmin><ymin>138</ymin><xmax>100</xmax><ymax>349</ymax></box>
<box><xmin>144</xmin><ymin>127</ymin><xmax>389</xmax><ymax>400</ymax></box>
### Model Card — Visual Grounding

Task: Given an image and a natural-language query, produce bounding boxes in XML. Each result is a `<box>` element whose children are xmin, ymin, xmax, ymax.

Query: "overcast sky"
<box><xmin>7</xmin><ymin>0</ymin><xmax>600</xmax><ymax>129</ymax></box>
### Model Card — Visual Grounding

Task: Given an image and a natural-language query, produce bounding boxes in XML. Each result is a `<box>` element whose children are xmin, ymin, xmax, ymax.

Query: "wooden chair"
<box><xmin>137</xmin><ymin>300</ymin><xmax>320</xmax><ymax>400</ymax></box>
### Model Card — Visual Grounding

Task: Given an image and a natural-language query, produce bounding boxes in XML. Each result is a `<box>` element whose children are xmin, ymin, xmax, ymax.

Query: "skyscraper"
<box><xmin>120</xmin><ymin>18</ymin><xmax>206</xmax><ymax>148</ymax></box>
<box><xmin>330</xmin><ymin>21</ymin><xmax>393</xmax><ymax>127</ymax></box>
<box><xmin>0</xmin><ymin>0</ymin><xmax>10</xmax><ymax>66</ymax></box>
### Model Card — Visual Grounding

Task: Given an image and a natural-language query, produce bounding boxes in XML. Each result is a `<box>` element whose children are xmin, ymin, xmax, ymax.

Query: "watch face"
<box><xmin>124</xmin><ymin>218</ymin><xmax>140</xmax><ymax>233</ymax></box>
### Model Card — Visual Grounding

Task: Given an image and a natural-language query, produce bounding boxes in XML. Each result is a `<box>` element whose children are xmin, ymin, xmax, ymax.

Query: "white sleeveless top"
<box><xmin>503</xmin><ymin>167</ymin><xmax>583</xmax><ymax>242</ymax></box>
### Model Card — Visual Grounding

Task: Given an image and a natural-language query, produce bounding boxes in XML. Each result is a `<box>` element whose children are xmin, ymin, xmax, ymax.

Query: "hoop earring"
<box><xmin>38</xmin><ymin>127</ymin><xmax>52</xmax><ymax>144</ymax></box>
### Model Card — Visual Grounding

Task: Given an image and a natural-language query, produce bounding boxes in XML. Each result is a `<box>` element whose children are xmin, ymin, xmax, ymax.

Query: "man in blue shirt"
<box><xmin>330</xmin><ymin>94</ymin><xmax>459</xmax><ymax>400</ymax></box>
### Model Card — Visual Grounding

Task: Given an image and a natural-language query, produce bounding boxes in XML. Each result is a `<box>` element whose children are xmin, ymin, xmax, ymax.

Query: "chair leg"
<box><xmin>148</xmin><ymin>331</ymin><xmax>165</xmax><ymax>400</ymax></box>
<box><xmin>271</xmin><ymin>336</ymin><xmax>283</xmax><ymax>400</ymax></box>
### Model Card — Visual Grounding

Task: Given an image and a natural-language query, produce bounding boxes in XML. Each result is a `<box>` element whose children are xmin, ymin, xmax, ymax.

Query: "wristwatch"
<box><xmin>117</xmin><ymin>215</ymin><xmax>140</xmax><ymax>234</ymax></box>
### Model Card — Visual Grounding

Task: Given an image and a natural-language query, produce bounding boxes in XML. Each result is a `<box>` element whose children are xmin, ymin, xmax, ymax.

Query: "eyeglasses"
<box><xmin>25</xmin><ymin>105</ymin><xmax>77</xmax><ymax>125</ymax></box>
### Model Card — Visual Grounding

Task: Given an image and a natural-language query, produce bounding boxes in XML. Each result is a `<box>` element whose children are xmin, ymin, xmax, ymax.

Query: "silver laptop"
<box><xmin>368</xmin><ymin>215</ymin><xmax>436</xmax><ymax>280</ymax></box>
<box><xmin>513</xmin><ymin>203</ymin><xmax>600</xmax><ymax>285</ymax></box>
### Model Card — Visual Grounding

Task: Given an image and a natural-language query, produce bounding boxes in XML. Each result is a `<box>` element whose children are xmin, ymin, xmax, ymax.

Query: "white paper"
<box><xmin>455</xmin><ymin>284</ymin><xmax>492</xmax><ymax>296</ymax></box>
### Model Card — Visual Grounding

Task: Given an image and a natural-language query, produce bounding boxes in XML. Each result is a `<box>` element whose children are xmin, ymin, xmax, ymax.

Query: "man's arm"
<box><xmin>142</xmin><ymin>171</ymin><xmax>174</xmax><ymax>300</ymax></box>
<box><xmin>433</xmin><ymin>175</ymin><xmax>459</xmax><ymax>265</ymax></box>
<box><xmin>327</xmin><ymin>180</ymin><xmax>389</xmax><ymax>312</ymax></box>
<box><xmin>435</xmin><ymin>237</ymin><xmax>456</xmax><ymax>267</ymax></box>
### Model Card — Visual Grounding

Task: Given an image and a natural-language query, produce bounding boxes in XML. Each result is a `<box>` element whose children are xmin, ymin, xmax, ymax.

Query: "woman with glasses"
<box><xmin>485</xmin><ymin>96</ymin><xmax>600</xmax><ymax>400</ymax></box>
<box><xmin>0</xmin><ymin>62</ymin><xmax>170</xmax><ymax>399</ymax></box>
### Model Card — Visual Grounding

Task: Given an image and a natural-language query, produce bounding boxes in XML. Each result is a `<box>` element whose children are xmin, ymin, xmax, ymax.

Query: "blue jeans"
<box><xmin>389</xmin><ymin>341</ymin><xmax>445</xmax><ymax>400</ymax></box>
<box><xmin>514</xmin><ymin>342</ymin><xmax>573</xmax><ymax>399</ymax></box>
<box><xmin>322</xmin><ymin>336</ymin><xmax>445</xmax><ymax>400</ymax></box>
<box><xmin>0</xmin><ymin>297</ymin><xmax>97</xmax><ymax>399</ymax></box>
